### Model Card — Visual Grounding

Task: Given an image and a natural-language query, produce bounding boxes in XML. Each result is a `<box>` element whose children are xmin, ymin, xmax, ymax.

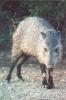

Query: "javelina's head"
<box><xmin>41</xmin><ymin>31</ymin><xmax>62</xmax><ymax>68</ymax></box>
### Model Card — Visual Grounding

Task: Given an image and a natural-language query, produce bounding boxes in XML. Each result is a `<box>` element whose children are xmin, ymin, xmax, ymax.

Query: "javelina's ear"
<box><xmin>41</xmin><ymin>32</ymin><xmax>46</xmax><ymax>38</ymax></box>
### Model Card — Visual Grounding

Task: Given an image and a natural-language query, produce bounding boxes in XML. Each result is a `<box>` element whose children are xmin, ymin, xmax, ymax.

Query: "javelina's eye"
<box><xmin>44</xmin><ymin>48</ymin><xmax>48</xmax><ymax>52</ymax></box>
<box><xmin>55</xmin><ymin>48</ymin><xmax>59</xmax><ymax>53</ymax></box>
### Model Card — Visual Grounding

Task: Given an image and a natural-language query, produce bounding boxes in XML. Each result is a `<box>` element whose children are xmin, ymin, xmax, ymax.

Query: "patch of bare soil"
<box><xmin>0</xmin><ymin>52</ymin><xmax>66</xmax><ymax>100</ymax></box>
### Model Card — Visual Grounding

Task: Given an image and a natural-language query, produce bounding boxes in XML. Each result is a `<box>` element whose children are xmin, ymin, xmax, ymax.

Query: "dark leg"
<box><xmin>40</xmin><ymin>64</ymin><xmax>47</xmax><ymax>88</ymax></box>
<box><xmin>17</xmin><ymin>55</ymin><xmax>29</xmax><ymax>80</ymax></box>
<box><xmin>6</xmin><ymin>52</ymin><xmax>22</xmax><ymax>82</ymax></box>
<box><xmin>47</xmin><ymin>68</ymin><xmax>54</xmax><ymax>89</ymax></box>
<box><xmin>17</xmin><ymin>57</ymin><xmax>24</xmax><ymax>80</ymax></box>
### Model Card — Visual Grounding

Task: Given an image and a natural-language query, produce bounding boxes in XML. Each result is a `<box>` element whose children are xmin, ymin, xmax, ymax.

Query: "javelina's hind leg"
<box><xmin>40</xmin><ymin>64</ymin><xmax>47</xmax><ymax>88</ymax></box>
<box><xmin>17</xmin><ymin>55</ymin><xmax>29</xmax><ymax>80</ymax></box>
<box><xmin>47</xmin><ymin>68</ymin><xmax>54</xmax><ymax>89</ymax></box>
<box><xmin>7</xmin><ymin>52</ymin><xmax>22</xmax><ymax>82</ymax></box>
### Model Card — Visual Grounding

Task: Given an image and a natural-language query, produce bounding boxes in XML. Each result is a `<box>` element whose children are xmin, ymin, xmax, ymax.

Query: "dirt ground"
<box><xmin>0</xmin><ymin>51</ymin><xmax>66</xmax><ymax>100</ymax></box>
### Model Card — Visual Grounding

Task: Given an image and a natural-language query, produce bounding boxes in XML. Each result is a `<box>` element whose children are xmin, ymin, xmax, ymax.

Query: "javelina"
<box><xmin>7</xmin><ymin>17</ymin><xmax>62</xmax><ymax>89</ymax></box>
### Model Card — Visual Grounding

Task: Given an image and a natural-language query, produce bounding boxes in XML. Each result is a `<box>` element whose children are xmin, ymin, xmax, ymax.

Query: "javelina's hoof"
<box><xmin>47</xmin><ymin>76</ymin><xmax>54</xmax><ymax>89</ymax></box>
<box><xmin>42</xmin><ymin>77</ymin><xmax>47</xmax><ymax>88</ymax></box>
<box><xmin>18</xmin><ymin>75</ymin><xmax>24</xmax><ymax>81</ymax></box>
<box><xmin>6</xmin><ymin>75</ymin><xmax>11</xmax><ymax>83</ymax></box>
<box><xmin>47</xmin><ymin>83</ymin><xmax>54</xmax><ymax>89</ymax></box>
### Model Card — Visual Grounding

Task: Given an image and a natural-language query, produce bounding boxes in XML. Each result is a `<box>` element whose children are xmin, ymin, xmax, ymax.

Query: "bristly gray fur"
<box><xmin>12</xmin><ymin>16</ymin><xmax>62</xmax><ymax>68</ymax></box>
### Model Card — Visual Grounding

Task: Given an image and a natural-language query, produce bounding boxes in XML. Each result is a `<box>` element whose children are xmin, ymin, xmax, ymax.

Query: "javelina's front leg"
<box><xmin>47</xmin><ymin>68</ymin><xmax>54</xmax><ymax>89</ymax></box>
<box><xmin>40</xmin><ymin>64</ymin><xmax>47</xmax><ymax>88</ymax></box>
